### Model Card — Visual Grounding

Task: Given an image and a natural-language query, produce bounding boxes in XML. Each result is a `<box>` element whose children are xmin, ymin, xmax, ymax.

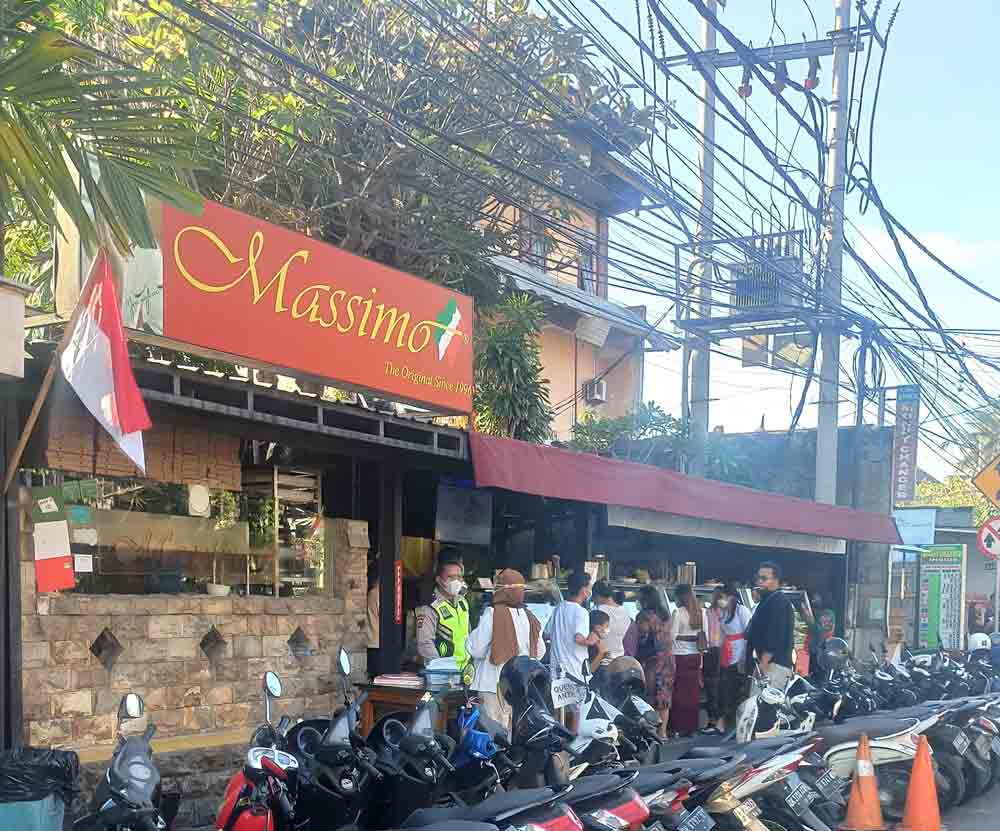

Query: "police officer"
<box><xmin>418</xmin><ymin>559</ymin><xmax>469</xmax><ymax>664</ymax></box>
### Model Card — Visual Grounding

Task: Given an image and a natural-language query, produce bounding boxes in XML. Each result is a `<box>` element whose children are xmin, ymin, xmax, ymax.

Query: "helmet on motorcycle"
<box><xmin>819</xmin><ymin>637</ymin><xmax>850</xmax><ymax>671</ymax></box>
<box><xmin>603</xmin><ymin>657</ymin><xmax>646</xmax><ymax>704</ymax></box>
<box><xmin>969</xmin><ymin>632</ymin><xmax>991</xmax><ymax>652</ymax></box>
<box><xmin>497</xmin><ymin>656</ymin><xmax>551</xmax><ymax>709</ymax></box>
<box><xmin>991</xmin><ymin>632</ymin><xmax>1000</xmax><ymax>647</ymax></box>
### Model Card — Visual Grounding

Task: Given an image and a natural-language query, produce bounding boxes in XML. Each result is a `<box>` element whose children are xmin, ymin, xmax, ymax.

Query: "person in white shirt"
<box><xmin>669</xmin><ymin>584</ymin><xmax>705</xmax><ymax>735</ymax></box>
<box><xmin>466</xmin><ymin>569</ymin><xmax>544</xmax><ymax>729</ymax></box>
<box><xmin>593</xmin><ymin>581</ymin><xmax>632</xmax><ymax>660</ymax></box>
<box><xmin>544</xmin><ymin>571</ymin><xmax>596</xmax><ymax>733</ymax></box>
<box><xmin>716</xmin><ymin>583</ymin><xmax>752</xmax><ymax>731</ymax></box>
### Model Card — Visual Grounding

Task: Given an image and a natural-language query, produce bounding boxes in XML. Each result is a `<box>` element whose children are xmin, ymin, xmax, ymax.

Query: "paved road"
<box><xmin>942</xmin><ymin>791</ymin><xmax>1000</xmax><ymax>831</ymax></box>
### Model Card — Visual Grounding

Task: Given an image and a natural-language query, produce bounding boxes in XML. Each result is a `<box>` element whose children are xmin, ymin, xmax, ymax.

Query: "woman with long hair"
<box><xmin>669</xmin><ymin>584</ymin><xmax>704</xmax><ymax>735</ymax></box>
<box><xmin>716</xmin><ymin>583</ymin><xmax>752</xmax><ymax>731</ymax></box>
<box><xmin>638</xmin><ymin>585</ymin><xmax>674</xmax><ymax>737</ymax></box>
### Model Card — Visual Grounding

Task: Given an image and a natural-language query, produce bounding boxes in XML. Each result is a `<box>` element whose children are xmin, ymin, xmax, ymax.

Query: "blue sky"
<box><xmin>591</xmin><ymin>0</ymin><xmax>1000</xmax><ymax>478</ymax></box>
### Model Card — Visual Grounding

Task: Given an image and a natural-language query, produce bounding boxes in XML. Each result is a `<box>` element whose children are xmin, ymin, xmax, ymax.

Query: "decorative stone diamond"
<box><xmin>90</xmin><ymin>628</ymin><xmax>124</xmax><ymax>671</ymax></box>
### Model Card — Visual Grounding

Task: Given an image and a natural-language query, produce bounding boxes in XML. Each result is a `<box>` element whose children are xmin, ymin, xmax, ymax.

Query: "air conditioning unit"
<box><xmin>584</xmin><ymin>378</ymin><xmax>608</xmax><ymax>405</ymax></box>
<box><xmin>729</xmin><ymin>256</ymin><xmax>809</xmax><ymax>313</ymax></box>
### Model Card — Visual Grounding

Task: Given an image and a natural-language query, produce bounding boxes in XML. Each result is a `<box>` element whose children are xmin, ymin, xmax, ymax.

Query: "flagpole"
<box><xmin>2</xmin><ymin>256</ymin><xmax>103</xmax><ymax>496</ymax></box>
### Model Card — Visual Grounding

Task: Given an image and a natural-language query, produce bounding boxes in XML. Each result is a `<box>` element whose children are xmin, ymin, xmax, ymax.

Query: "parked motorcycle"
<box><xmin>73</xmin><ymin>693</ymin><xmax>180</xmax><ymax>831</ymax></box>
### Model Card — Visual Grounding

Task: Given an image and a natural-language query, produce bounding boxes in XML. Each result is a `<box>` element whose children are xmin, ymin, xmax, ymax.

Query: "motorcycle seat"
<box><xmin>886</xmin><ymin>706</ymin><xmax>943</xmax><ymax>720</ymax></box>
<box><xmin>562</xmin><ymin>774</ymin><xmax>629</xmax><ymax>804</ymax></box>
<box><xmin>630</xmin><ymin>770</ymin><xmax>688</xmax><ymax>795</ymax></box>
<box><xmin>403</xmin><ymin>788</ymin><xmax>556</xmax><ymax>827</ymax></box>
<box><xmin>642</xmin><ymin>756</ymin><xmax>746</xmax><ymax>783</ymax></box>
<box><xmin>815</xmin><ymin>717</ymin><xmax>918</xmax><ymax>745</ymax></box>
<box><xmin>643</xmin><ymin>759</ymin><xmax>728</xmax><ymax>775</ymax></box>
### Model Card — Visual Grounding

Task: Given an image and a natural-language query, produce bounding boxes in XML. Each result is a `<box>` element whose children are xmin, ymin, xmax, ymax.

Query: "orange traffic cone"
<box><xmin>840</xmin><ymin>733</ymin><xmax>886</xmax><ymax>831</ymax></box>
<box><xmin>896</xmin><ymin>735</ymin><xmax>940</xmax><ymax>831</ymax></box>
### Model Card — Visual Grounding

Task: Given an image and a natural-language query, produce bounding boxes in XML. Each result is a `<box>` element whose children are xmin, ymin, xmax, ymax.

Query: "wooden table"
<box><xmin>357</xmin><ymin>684</ymin><xmax>464</xmax><ymax>736</ymax></box>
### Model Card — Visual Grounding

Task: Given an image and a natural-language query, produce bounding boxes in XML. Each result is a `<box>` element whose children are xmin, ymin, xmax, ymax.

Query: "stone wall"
<box><xmin>18</xmin><ymin>492</ymin><xmax>369</xmax><ymax>752</ymax></box>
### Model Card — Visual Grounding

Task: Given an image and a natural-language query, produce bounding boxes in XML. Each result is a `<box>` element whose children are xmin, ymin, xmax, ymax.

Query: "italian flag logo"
<box><xmin>433</xmin><ymin>298</ymin><xmax>464</xmax><ymax>368</ymax></box>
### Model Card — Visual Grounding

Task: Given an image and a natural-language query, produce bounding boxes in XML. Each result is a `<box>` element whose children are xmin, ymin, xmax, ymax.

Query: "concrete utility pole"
<box><xmin>814</xmin><ymin>0</ymin><xmax>852</xmax><ymax>504</ymax></box>
<box><xmin>689</xmin><ymin>0</ymin><xmax>717</xmax><ymax>477</ymax></box>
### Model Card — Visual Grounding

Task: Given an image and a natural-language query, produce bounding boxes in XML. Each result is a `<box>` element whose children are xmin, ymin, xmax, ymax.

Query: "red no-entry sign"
<box><xmin>976</xmin><ymin>517</ymin><xmax>1000</xmax><ymax>561</ymax></box>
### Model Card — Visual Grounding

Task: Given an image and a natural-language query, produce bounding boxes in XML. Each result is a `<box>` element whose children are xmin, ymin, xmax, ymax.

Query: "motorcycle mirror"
<box><xmin>118</xmin><ymin>692</ymin><xmax>144</xmax><ymax>723</ymax></box>
<box><xmin>338</xmin><ymin>648</ymin><xmax>352</xmax><ymax>677</ymax></box>
<box><xmin>264</xmin><ymin>671</ymin><xmax>283</xmax><ymax>698</ymax></box>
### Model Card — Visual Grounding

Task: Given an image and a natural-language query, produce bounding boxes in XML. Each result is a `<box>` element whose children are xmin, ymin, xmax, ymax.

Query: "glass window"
<box><xmin>33</xmin><ymin>469</ymin><xmax>330</xmax><ymax>596</ymax></box>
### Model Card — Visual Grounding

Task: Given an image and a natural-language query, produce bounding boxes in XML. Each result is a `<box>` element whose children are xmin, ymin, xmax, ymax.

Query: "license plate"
<box><xmin>678</xmin><ymin>808</ymin><xmax>715</xmax><ymax>831</ymax></box>
<box><xmin>953</xmin><ymin>732</ymin><xmax>971</xmax><ymax>755</ymax></box>
<box><xmin>815</xmin><ymin>768</ymin><xmax>847</xmax><ymax>797</ymax></box>
<box><xmin>992</xmin><ymin>736</ymin><xmax>1000</xmax><ymax>755</ymax></box>
<box><xmin>786</xmin><ymin>782</ymin><xmax>817</xmax><ymax>817</ymax></box>
<box><xmin>732</xmin><ymin>800</ymin><xmax>761</xmax><ymax>827</ymax></box>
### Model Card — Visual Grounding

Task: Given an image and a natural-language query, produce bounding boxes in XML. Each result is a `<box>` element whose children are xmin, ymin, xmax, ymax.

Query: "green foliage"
<box><xmin>568</xmin><ymin>402</ymin><xmax>685</xmax><ymax>462</ymax></box>
<box><xmin>473</xmin><ymin>293</ymin><xmax>551</xmax><ymax>442</ymax></box>
<box><xmin>911</xmin><ymin>476</ymin><xmax>999</xmax><ymax>527</ymax></box>
<box><xmin>0</xmin><ymin>3</ymin><xmax>201</xmax><ymax>257</ymax></box>
<box><xmin>953</xmin><ymin>410</ymin><xmax>1000</xmax><ymax>476</ymax></box>
<box><xmin>100</xmin><ymin>0</ymin><xmax>657</xmax><ymax>306</ymax></box>
<box><xmin>2</xmin><ymin>195</ymin><xmax>52</xmax><ymax>310</ymax></box>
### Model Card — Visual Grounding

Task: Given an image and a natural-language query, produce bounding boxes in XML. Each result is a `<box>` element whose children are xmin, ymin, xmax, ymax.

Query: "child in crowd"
<box><xmin>588</xmin><ymin>609</ymin><xmax>612</xmax><ymax>689</ymax></box>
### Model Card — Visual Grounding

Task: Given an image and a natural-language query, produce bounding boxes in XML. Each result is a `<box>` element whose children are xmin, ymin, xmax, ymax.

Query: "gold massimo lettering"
<box><xmin>291</xmin><ymin>283</ymin><xmax>333</xmax><ymax>327</ymax></box>
<box><xmin>174</xmin><ymin>225</ymin><xmax>310</xmax><ymax>314</ymax></box>
<box><xmin>407</xmin><ymin>319</ymin><xmax>453</xmax><ymax>354</ymax></box>
<box><xmin>173</xmin><ymin>226</ymin><xmax>245</xmax><ymax>293</ymax></box>
<box><xmin>171</xmin><ymin>225</ymin><xmax>466</xmax><ymax>365</ymax></box>
<box><xmin>328</xmin><ymin>289</ymin><xmax>347</xmax><ymax>326</ymax></box>
<box><xmin>338</xmin><ymin>294</ymin><xmax>363</xmax><ymax>334</ymax></box>
<box><xmin>370</xmin><ymin>305</ymin><xmax>410</xmax><ymax>347</ymax></box>
<box><xmin>358</xmin><ymin>289</ymin><xmax>376</xmax><ymax>337</ymax></box>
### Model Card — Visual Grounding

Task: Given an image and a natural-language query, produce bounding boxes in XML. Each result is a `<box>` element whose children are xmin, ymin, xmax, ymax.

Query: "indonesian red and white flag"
<box><xmin>60</xmin><ymin>251</ymin><xmax>151</xmax><ymax>472</ymax></box>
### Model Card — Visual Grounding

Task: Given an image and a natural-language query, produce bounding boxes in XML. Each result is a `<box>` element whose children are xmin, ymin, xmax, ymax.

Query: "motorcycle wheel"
<box><xmin>962</xmin><ymin>758</ymin><xmax>992</xmax><ymax>800</ymax></box>
<box><xmin>876</xmin><ymin>767</ymin><xmax>912</xmax><ymax>821</ymax></box>
<box><xmin>935</xmin><ymin>753</ymin><xmax>967</xmax><ymax>809</ymax></box>
<box><xmin>809</xmin><ymin>800</ymin><xmax>844</xmax><ymax>829</ymax></box>
<box><xmin>989</xmin><ymin>754</ymin><xmax>1000</xmax><ymax>790</ymax></box>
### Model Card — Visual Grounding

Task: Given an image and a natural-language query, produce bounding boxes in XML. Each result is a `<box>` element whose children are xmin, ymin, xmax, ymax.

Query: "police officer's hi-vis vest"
<box><xmin>432</xmin><ymin>596</ymin><xmax>469</xmax><ymax>663</ymax></box>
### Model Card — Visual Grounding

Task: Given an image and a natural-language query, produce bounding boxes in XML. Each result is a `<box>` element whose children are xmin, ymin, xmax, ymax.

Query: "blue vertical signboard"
<box><xmin>892</xmin><ymin>385</ymin><xmax>921</xmax><ymax>505</ymax></box>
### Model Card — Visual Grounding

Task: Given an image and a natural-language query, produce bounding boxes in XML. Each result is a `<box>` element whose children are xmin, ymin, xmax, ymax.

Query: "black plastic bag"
<box><xmin>0</xmin><ymin>746</ymin><xmax>79</xmax><ymax>804</ymax></box>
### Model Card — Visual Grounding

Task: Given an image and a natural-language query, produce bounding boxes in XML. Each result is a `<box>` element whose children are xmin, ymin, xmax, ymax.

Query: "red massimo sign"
<box><xmin>106</xmin><ymin>198</ymin><xmax>474</xmax><ymax>413</ymax></box>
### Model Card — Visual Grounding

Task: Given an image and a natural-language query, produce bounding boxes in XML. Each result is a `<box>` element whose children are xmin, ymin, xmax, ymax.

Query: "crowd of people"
<box><xmin>390</xmin><ymin>557</ymin><xmax>835</xmax><ymax>737</ymax></box>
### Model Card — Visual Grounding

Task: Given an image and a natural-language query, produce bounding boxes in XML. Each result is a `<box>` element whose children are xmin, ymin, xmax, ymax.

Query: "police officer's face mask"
<box><xmin>445</xmin><ymin>578</ymin><xmax>465</xmax><ymax>597</ymax></box>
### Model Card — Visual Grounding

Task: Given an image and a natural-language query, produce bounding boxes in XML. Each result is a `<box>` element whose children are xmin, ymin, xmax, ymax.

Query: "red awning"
<box><xmin>469</xmin><ymin>432</ymin><xmax>901</xmax><ymax>546</ymax></box>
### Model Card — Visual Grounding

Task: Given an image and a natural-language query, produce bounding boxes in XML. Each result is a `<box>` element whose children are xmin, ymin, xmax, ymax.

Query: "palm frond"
<box><xmin>0</xmin><ymin>25</ymin><xmax>202</xmax><ymax>255</ymax></box>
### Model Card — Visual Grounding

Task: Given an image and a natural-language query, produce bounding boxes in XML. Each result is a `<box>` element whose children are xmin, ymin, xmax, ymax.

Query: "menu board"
<box><xmin>918</xmin><ymin>544</ymin><xmax>966</xmax><ymax>650</ymax></box>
